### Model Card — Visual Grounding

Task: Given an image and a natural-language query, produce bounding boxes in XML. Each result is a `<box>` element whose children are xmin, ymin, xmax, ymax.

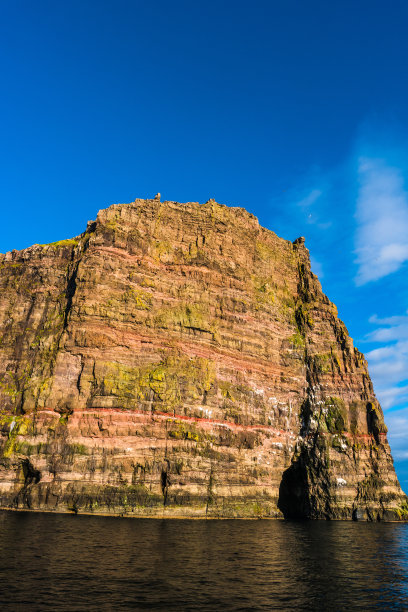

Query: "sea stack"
<box><xmin>0</xmin><ymin>197</ymin><xmax>406</xmax><ymax>519</ymax></box>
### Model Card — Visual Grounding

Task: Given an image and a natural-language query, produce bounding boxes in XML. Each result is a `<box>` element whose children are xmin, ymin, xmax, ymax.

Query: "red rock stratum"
<box><xmin>0</xmin><ymin>196</ymin><xmax>406</xmax><ymax>519</ymax></box>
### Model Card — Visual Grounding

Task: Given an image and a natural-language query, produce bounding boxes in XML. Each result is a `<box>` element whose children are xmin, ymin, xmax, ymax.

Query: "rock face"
<box><xmin>0</xmin><ymin>197</ymin><xmax>406</xmax><ymax>519</ymax></box>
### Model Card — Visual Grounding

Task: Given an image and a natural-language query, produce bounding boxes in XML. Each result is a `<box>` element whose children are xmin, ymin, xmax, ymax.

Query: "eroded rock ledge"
<box><xmin>0</xmin><ymin>197</ymin><xmax>406</xmax><ymax>520</ymax></box>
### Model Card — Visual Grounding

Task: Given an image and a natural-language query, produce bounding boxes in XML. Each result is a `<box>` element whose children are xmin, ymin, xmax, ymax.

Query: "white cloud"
<box><xmin>369</xmin><ymin>312</ymin><xmax>408</xmax><ymax>326</ymax></box>
<box><xmin>355</xmin><ymin>157</ymin><xmax>408</xmax><ymax>285</ymax></box>
<box><xmin>365</xmin><ymin>313</ymin><xmax>408</xmax><ymax>408</ymax></box>
<box><xmin>368</xmin><ymin>358</ymin><xmax>408</xmax><ymax>389</ymax></box>
<box><xmin>310</xmin><ymin>256</ymin><xmax>324</xmax><ymax>279</ymax></box>
<box><xmin>383</xmin><ymin>407</ymin><xmax>408</xmax><ymax>461</ymax></box>
<box><xmin>369</xmin><ymin>326</ymin><xmax>408</xmax><ymax>343</ymax></box>
<box><xmin>296</xmin><ymin>189</ymin><xmax>322</xmax><ymax>208</ymax></box>
<box><xmin>377</xmin><ymin>385</ymin><xmax>408</xmax><ymax>410</ymax></box>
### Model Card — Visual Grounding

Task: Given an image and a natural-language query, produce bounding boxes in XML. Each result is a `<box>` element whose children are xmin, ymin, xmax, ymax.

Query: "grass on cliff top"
<box><xmin>38</xmin><ymin>238</ymin><xmax>79</xmax><ymax>249</ymax></box>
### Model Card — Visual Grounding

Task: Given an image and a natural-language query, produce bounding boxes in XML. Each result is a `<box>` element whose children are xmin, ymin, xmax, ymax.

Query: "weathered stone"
<box><xmin>0</xmin><ymin>197</ymin><xmax>406</xmax><ymax>519</ymax></box>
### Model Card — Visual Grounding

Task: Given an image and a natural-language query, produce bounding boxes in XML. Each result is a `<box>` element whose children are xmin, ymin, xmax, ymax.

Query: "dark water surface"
<box><xmin>1</xmin><ymin>512</ymin><xmax>408</xmax><ymax>610</ymax></box>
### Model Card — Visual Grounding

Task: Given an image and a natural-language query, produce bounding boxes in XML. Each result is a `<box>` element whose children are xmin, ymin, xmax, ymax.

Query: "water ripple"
<box><xmin>0</xmin><ymin>513</ymin><xmax>408</xmax><ymax>610</ymax></box>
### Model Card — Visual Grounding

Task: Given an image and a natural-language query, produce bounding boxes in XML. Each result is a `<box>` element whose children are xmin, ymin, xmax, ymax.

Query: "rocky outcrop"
<box><xmin>0</xmin><ymin>197</ymin><xmax>406</xmax><ymax>519</ymax></box>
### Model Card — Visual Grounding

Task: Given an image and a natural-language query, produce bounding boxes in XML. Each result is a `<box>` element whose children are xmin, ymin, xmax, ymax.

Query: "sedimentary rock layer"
<box><xmin>0</xmin><ymin>197</ymin><xmax>405</xmax><ymax>519</ymax></box>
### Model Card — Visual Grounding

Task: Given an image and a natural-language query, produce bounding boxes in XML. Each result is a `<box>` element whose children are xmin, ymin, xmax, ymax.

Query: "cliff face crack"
<box><xmin>161</xmin><ymin>459</ymin><xmax>171</xmax><ymax>506</ymax></box>
<box><xmin>76</xmin><ymin>357</ymin><xmax>85</xmax><ymax>394</ymax></box>
<box><xmin>63</xmin><ymin>261</ymin><xmax>80</xmax><ymax>330</ymax></box>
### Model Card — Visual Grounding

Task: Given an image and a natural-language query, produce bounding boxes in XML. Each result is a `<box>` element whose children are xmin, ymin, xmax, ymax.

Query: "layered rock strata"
<box><xmin>0</xmin><ymin>197</ymin><xmax>406</xmax><ymax>519</ymax></box>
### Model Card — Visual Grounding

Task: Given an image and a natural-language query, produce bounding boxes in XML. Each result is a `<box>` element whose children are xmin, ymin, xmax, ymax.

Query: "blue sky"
<box><xmin>1</xmin><ymin>1</ymin><xmax>408</xmax><ymax>488</ymax></box>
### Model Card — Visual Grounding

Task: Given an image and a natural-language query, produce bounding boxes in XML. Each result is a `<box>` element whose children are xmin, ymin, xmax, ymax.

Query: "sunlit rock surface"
<box><xmin>0</xmin><ymin>197</ymin><xmax>406</xmax><ymax>519</ymax></box>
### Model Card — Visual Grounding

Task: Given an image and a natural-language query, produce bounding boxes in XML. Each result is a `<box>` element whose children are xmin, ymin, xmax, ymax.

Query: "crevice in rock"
<box><xmin>63</xmin><ymin>262</ymin><xmax>80</xmax><ymax>329</ymax></box>
<box><xmin>205</xmin><ymin>461</ymin><xmax>214</xmax><ymax>516</ymax></box>
<box><xmin>76</xmin><ymin>357</ymin><xmax>85</xmax><ymax>394</ymax></box>
<box><xmin>21</xmin><ymin>458</ymin><xmax>41</xmax><ymax>486</ymax></box>
<box><xmin>161</xmin><ymin>459</ymin><xmax>171</xmax><ymax>506</ymax></box>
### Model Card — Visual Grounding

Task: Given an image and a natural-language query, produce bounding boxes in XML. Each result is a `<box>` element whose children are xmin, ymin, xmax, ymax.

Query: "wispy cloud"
<box><xmin>296</xmin><ymin>188</ymin><xmax>322</xmax><ymax>208</ymax></box>
<box><xmin>366</xmin><ymin>312</ymin><xmax>408</xmax><ymax>478</ymax></box>
<box><xmin>369</xmin><ymin>313</ymin><xmax>408</xmax><ymax>326</ymax></box>
<box><xmin>355</xmin><ymin>157</ymin><xmax>408</xmax><ymax>285</ymax></box>
<box><xmin>383</xmin><ymin>407</ymin><xmax>408</xmax><ymax>461</ymax></box>
<box><xmin>366</xmin><ymin>312</ymin><xmax>408</xmax><ymax>408</ymax></box>
<box><xmin>310</xmin><ymin>256</ymin><xmax>324</xmax><ymax>279</ymax></box>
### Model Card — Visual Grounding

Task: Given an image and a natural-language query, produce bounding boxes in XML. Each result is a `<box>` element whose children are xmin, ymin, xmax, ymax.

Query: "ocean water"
<box><xmin>0</xmin><ymin>512</ymin><xmax>408</xmax><ymax>611</ymax></box>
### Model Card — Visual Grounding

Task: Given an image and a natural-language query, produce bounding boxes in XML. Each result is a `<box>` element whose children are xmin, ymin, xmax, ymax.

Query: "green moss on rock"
<box><xmin>324</xmin><ymin>397</ymin><xmax>348</xmax><ymax>433</ymax></box>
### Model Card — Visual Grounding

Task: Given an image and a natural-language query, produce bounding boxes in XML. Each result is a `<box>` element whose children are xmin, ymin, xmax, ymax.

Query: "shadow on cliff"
<box><xmin>277</xmin><ymin>443</ymin><xmax>333</xmax><ymax>520</ymax></box>
<box><xmin>278</xmin><ymin>456</ymin><xmax>310</xmax><ymax>520</ymax></box>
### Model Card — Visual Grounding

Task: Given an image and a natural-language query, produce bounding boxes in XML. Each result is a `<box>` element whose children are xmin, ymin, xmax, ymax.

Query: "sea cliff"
<box><xmin>0</xmin><ymin>197</ymin><xmax>406</xmax><ymax>519</ymax></box>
